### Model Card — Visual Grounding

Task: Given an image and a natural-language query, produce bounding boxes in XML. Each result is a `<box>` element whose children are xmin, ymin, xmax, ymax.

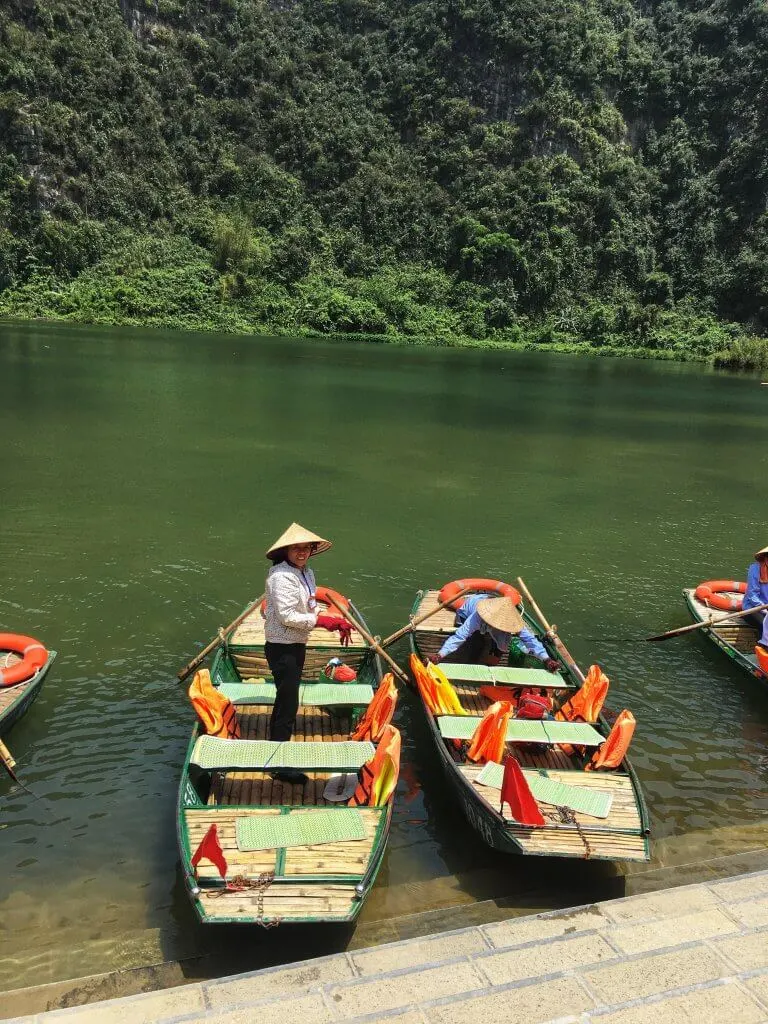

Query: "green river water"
<box><xmin>1</xmin><ymin>320</ymin><xmax>768</xmax><ymax>995</ymax></box>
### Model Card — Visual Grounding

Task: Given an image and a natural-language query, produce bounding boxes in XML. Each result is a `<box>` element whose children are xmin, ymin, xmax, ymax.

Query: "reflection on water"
<box><xmin>1</xmin><ymin>322</ymin><xmax>768</xmax><ymax>991</ymax></box>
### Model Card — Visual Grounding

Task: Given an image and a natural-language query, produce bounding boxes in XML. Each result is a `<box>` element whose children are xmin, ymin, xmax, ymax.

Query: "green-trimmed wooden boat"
<box><xmin>177</xmin><ymin>593</ymin><xmax>394</xmax><ymax>925</ymax></box>
<box><xmin>0</xmin><ymin>646</ymin><xmax>57</xmax><ymax>737</ymax></box>
<box><xmin>408</xmin><ymin>587</ymin><xmax>650</xmax><ymax>862</ymax></box>
<box><xmin>683</xmin><ymin>586</ymin><xmax>768</xmax><ymax>685</ymax></box>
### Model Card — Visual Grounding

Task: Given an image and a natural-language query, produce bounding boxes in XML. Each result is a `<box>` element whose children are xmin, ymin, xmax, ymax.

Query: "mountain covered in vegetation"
<box><xmin>1</xmin><ymin>0</ymin><xmax>767</xmax><ymax>362</ymax></box>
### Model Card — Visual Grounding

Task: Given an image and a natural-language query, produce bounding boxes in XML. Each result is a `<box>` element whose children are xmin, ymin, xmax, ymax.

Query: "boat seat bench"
<box><xmin>440</xmin><ymin>664</ymin><xmax>575</xmax><ymax>689</ymax></box>
<box><xmin>191</xmin><ymin>736</ymin><xmax>375</xmax><ymax>771</ymax></box>
<box><xmin>436</xmin><ymin>716</ymin><xmax>604</xmax><ymax>746</ymax></box>
<box><xmin>218</xmin><ymin>682</ymin><xmax>374</xmax><ymax>706</ymax></box>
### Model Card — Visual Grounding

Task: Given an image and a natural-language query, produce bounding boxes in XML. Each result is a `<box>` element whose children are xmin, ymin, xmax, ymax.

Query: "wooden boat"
<box><xmin>0</xmin><ymin>642</ymin><xmax>57</xmax><ymax>737</ymax></box>
<box><xmin>408</xmin><ymin>587</ymin><xmax>650</xmax><ymax>862</ymax></box>
<box><xmin>177</xmin><ymin>593</ymin><xmax>395</xmax><ymax>925</ymax></box>
<box><xmin>683</xmin><ymin>584</ymin><xmax>767</xmax><ymax>684</ymax></box>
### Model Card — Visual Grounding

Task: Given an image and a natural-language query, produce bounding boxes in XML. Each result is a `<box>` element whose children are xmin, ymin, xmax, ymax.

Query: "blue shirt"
<box><xmin>438</xmin><ymin>594</ymin><xmax>548</xmax><ymax>661</ymax></box>
<box><xmin>743</xmin><ymin>563</ymin><xmax>768</xmax><ymax>612</ymax></box>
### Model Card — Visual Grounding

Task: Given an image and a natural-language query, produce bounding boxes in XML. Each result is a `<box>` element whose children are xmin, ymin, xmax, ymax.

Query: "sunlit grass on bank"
<box><xmin>1</xmin><ymin>239</ymin><xmax>766</xmax><ymax>369</ymax></box>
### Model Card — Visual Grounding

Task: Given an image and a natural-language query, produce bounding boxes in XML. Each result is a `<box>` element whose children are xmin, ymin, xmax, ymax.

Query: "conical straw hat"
<box><xmin>756</xmin><ymin>546</ymin><xmax>768</xmax><ymax>559</ymax></box>
<box><xmin>265</xmin><ymin>522</ymin><xmax>332</xmax><ymax>559</ymax></box>
<box><xmin>476</xmin><ymin>596</ymin><xmax>525</xmax><ymax>634</ymax></box>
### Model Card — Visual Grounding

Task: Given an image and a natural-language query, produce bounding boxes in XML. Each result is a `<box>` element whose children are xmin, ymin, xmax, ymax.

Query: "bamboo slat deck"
<box><xmin>232</xmin><ymin>613</ymin><xmax>366</xmax><ymax>648</ymax></box>
<box><xmin>409</xmin><ymin>588</ymin><xmax>650</xmax><ymax>862</ymax></box>
<box><xmin>685</xmin><ymin>588</ymin><xmax>760</xmax><ymax>655</ymax></box>
<box><xmin>229</xmin><ymin>604</ymin><xmax>369</xmax><ymax>679</ymax></box>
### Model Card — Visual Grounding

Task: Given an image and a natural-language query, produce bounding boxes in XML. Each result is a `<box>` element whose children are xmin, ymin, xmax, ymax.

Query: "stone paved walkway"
<box><xmin>7</xmin><ymin>869</ymin><xmax>768</xmax><ymax>1024</ymax></box>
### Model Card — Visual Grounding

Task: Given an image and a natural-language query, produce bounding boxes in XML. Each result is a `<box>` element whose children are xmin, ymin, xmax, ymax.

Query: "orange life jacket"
<box><xmin>410</xmin><ymin>654</ymin><xmax>442</xmax><ymax>715</ymax></box>
<box><xmin>467</xmin><ymin>701</ymin><xmax>512</xmax><ymax>764</ymax></box>
<box><xmin>755</xmin><ymin>645</ymin><xmax>768</xmax><ymax>675</ymax></box>
<box><xmin>556</xmin><ymin>664</ymin><xmax>609</xmax><ymax>724</ymax></box>
<box><xmin>350</xmin><ymin>673</ymin><xmax>398</xmax><ymax>742</ymax></box>
<box><xmin>188</xmin><ymin>668</ymin><xmax>241</xmax><ymax>739</ymax></box>
<box><xmin>348</xmin><ymin>724</ymin><xmax>401</xmax><ymax>806</ymax></box>
<box><xmin>586</xmin><ymin>709</ymin><xmax>635</xmax><ymax>770</ymax></box>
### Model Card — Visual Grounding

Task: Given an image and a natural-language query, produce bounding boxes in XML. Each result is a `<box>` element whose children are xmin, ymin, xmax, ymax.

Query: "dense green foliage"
<box><xmin>2</xmin><ymin>0</ymin><xmax>768</xmax><ymax>364</ymax></box>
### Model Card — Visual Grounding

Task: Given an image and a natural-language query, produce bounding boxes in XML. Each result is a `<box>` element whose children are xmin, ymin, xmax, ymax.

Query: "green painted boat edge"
<box><xmin>683</xmin><ymin>587</ymin><xmax>768</xmax><ymax>690</ymax></box>
<box><xmin>407</xmin><ymin>588</ymin><xmax>650</xmax><ymax>861</ymax></box>
<box><xmin>0</xmin><ymin>650</ymin><xmax>57</xmax><ymax>737</ymax></box>
<box><xmin>178</xmin><ymin>599</ymin><xmax>392</xmax><ymax>924</ymax></box>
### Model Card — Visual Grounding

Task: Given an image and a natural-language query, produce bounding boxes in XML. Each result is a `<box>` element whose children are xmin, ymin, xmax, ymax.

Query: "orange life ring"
<box><xmin>260</xmin><ymin>585</ymin><xmax>351</xmax><ymax>617</ymax></box>
<box><xmin>438</xmin><ymin>578</ymin><xmax>522</xmax><ymax>611</ymax></box>
<box><xmin>0</xmin><ymin>633</ymin><xmax>48</xmax><ymax>687</ymax></box>
<box><xmin>694</xmin><ymin>580</ymin><xmax>747</xmax><ymax>612</ymax></box>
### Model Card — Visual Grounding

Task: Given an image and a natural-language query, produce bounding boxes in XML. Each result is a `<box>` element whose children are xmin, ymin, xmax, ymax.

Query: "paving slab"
<box><xmin>11</xmin><ymin>868</ymin><xmax>768</xmax><ymax>1024</ymax></box>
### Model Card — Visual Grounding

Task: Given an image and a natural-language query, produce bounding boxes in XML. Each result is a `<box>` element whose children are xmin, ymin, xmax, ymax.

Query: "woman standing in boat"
<box><xmin>264</xmin><ymin>523</ymin><xmax>351</xmax><ymax>781</ymax></box>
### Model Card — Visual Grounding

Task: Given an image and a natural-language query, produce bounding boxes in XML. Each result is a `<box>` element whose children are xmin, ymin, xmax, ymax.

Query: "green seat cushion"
<box><xmin>219</xmin><ymin>682</ymin><xmax>374</xmax><ymax>706</ymax></box>
<box><xmin>440</xmin><ymin>664</ymin><xmax>572</xmax><ymax>689</ymax></box>
<box><xmin>191</xmin><ymin>737</ymin><xmax>375</xmax><ymax>771</ymax></box>
<box><xmin>235</xmin><ymin>809</ymin><xmax>367</xmax><ymax>851</ymax></box>
<box><xmin>476</xmin><ymin>763</ymin><xmax>614</xmax><ymax>818</ymax></box>
<box><xmin>436</xmin><ymin>716</ymin><xmax>604</xmax><ymax>746</ymax></box>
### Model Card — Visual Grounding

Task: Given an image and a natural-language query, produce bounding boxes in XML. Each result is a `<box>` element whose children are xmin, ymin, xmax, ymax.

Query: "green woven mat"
<box><xmin>191</xmin><ymin>737</ymin><xmax>375</xmax><ymax>771</ymax></box>
<box><xmin>436</xmin><ymin>716</ymin><xmax>603</xmax><ymax>746</ymax></box>
<box><xmin>236</xmin><ymin>809</ymin><xmax>367</xmax><ymax>852</ymax></box>
<box><xmin>476</xmin><ymin>763</ymin><xmax>613</xmax><ymax>818</ymax></box>
<box><xmin>218</xmin><ymin>682</ymin><xmax>374</xmax><ymax>706</ymax></box>
<box><xmin>441</xmin><ymin>664</ymin><xmax>571</xmax><ymax>689</ymax></box>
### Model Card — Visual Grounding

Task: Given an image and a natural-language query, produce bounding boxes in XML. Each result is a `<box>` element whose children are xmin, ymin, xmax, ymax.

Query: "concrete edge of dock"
<box><xmin>4</xmin><ymin>866</ymin><xmax>768</xmax><ymax>1024</ymax></box>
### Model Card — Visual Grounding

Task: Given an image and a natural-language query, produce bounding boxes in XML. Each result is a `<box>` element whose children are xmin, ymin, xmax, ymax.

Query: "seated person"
<box><xmin>433</xmin><ymin>595</ymin><xmax>560</xmax><ymax>672</ymax></box>
<box><xmin>745</xmin><ymin>545</ymin><xmax>768</xmax><ymax>649</ymax></box>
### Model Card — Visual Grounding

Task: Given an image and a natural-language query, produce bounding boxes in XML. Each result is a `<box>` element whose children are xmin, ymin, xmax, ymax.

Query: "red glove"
<box><xmin>543</xmin><ymin>658</ymin><xmax>561</xmax><ymax>674</ymax></box>
<box><xmin>427</xmin><ymin>653</ymin><xmax>443</xmax><ymax>665</ymax></box>
<box><xmin>316</xmin><ymin>615</ymin><xmax>353</xmax><ymax>647</ymax></box>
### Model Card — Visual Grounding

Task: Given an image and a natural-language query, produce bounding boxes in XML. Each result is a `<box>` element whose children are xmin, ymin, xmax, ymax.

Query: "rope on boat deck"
<box><xmin>547</xmin><ymin>805</ymin><xmax>592</xmax><ymax>859</ymax></box>
<box><xmin>209</xmin><ymin>871</ymin><xmax>282</xmax><ymax>927</ymax></box>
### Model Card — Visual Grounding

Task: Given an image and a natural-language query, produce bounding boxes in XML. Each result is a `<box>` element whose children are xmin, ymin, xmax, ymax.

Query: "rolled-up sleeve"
<box><xmin>268</xmin><ymin>573</ymin><xmax>317</xmax><ymax>630</ymax></box>
<box><xmin>518</xmin><ymin>627</ymin><xmax>548</xmax><ymax>661</ymax></box>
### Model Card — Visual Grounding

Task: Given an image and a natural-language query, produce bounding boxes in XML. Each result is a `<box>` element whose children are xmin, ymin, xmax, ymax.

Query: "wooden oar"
<box><xmin>516</xmin><ymin>576</ymin><xmax>585</xmax><ymax>683</ymax></box>
<box><xmin>0</xmin><ymin>737</ymin><xmax>52</xmax><ymax>811</ymax></box>
<box><xmin>379</xmin><ymin>586</ymin><xmax>474</xmax><ymax>648</ymax></box>
<box><xmin>177</xmin><ymin>593</ymin><xmax>266</xmax><ymax>682</ymax></box>
<box><xmin>325</xmin><ymin>594</ymin><xmax>410</xmax><ymax>686</ymax></box>
<box><xmin>645</xmin><ymin>600</ymin><xmax>768</xmax><ymax>641</ymax></box>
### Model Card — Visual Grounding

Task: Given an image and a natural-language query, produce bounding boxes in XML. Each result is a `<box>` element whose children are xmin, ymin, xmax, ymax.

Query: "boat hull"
<box><xmin>683</xmin><ymin>587</ymin><xmax>768</xmax><ymax>687</ymax></box>
<box><xmin>177</xmin><ymin>599</ymin><xmax>393</xmax><ymax>924</ymax></box>
<box><xmin>0</xmin><ymin>651</ymin><xmax>57</xmax><ymax>737</ymax></box>
<box><xmin>408</xmin><ymin>588</ymin><xmax>650</xmax><ymax>862</ymax></box>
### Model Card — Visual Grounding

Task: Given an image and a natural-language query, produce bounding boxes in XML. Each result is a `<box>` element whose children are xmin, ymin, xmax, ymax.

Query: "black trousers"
<box><xmin>265</xmin><ymin>642</ymin><xmax>306</xmax><ymax>741</ymax></box>
<box><xmin>443</xmin><ymin>631</ymin><xmax>501</xmax><ymax>665</ymax></box>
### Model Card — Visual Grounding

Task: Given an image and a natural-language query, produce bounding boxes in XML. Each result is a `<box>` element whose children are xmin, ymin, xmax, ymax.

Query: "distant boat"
<box><xmin>683</xmin><ymin>581</ymin><xmax>767</xmax><ymax>684</ymax></box>
<box><xmin>177</xmin><ymin>589</ymin><xmax>397</xmax><ymax>925</ymax></box>
<box><xmin>408</xmin><ymin>583</ymin><xmax>650</xmax><ymax>862</ymax></box>
<box><xmin>0</xmin><ymin>634</ymin><xmax>56</xmax><ymax>737</ymax></box>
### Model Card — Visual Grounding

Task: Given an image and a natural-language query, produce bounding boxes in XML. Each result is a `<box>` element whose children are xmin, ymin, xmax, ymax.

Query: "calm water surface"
<box><xmin>2</xmin><ymin>321</ymin><xmax>768</xmax><ymax>991</ymax></box>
